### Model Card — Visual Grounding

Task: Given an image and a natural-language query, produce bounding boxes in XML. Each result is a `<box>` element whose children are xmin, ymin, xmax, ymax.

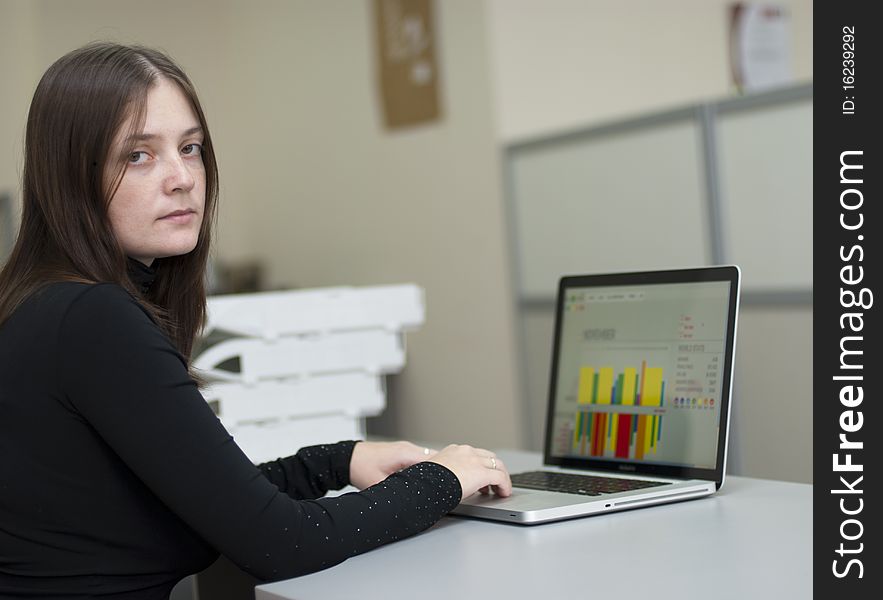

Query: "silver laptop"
<box><xmin>452</xmin><ymin>265</ymin><xmax>741</xmax><ymax>524</ymax></box>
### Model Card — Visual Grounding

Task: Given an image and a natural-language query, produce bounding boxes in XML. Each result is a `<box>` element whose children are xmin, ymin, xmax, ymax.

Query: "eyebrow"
<box><xmin>125</xmin><ymin>126</ymin><xmax>204</xmax><ymax>143</ymax></box>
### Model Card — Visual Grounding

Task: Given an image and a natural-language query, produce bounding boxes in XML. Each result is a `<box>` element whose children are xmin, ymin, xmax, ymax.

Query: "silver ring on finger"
<box><xmin>490</xmin><ymin>457</ymin><xmax>497</xmax><ymax>470</ymax></box>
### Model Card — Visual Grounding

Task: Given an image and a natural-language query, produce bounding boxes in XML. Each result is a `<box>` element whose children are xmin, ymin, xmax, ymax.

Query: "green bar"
<box><xmin>592</xmin><ymin>372</ymin><xmax>599</xmax><ymax>404</ymax></box>
<box><xmin>651</xmin><ymin>415</ymin><xmax>657</xmax><ymax>449</ymax></box>
<box><xmin>575</xmin><ymin>412</ymin><xmax>582</xmax><ymax>444</ymax></box>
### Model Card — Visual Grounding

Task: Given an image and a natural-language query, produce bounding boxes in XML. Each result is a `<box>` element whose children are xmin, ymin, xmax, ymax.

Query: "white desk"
<box><xmin>255</xmin><ymin>449</ymin><xmax>812</xmax><ymax>600</ymax></box>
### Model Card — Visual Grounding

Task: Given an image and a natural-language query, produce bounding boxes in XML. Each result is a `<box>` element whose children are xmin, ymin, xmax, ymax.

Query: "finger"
<box><xmin>492</xmin><ymin>484</ymin><xmax>513</xmax><ymax>498</ymax></box>
<box><xmin>490</xmin><ymin>475</ymin><xmax>513</xmax><ymax>497</ymax></box>
<box><xmin>479</xmin><ymin>485</ymin><xmax>490</xmax><ymax>495</ymax></box>
<box><xmin>488</xmin><ymin>459</ymin><xmax>512</xmax><ymax>497</ymax></box>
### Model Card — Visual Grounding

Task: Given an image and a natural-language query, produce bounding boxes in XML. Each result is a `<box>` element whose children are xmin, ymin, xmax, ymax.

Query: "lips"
<box><xmin>160</xmin><ymin>209</ymin><xmax>196</xmax><ymax>220</ymax></box>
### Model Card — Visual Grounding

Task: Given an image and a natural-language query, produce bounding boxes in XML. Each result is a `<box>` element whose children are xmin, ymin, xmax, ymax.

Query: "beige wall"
<box><xmin>487</xmin><ymin>0</ymin><xmax>813</xmax><ymax>142</ymax></box>
<box><xmin>0</xmin><ymin>0</ymin><xmax>37</xmax><ymax>242</ymax></box>
<box><xmin>214</xmin><ymin>0</ymin><xmax>523</xmax><ymax>449</ymax></box>
<box><xmin>0</xmin><ymin>0</ymin><xmax>524</xmax><ymax>449</ymax></box>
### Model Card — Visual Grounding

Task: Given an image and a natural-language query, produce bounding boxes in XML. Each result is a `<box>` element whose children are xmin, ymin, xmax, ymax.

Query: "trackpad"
<box><xmin>459</xmin><ymin>488</ymin><xmax>594</xmax><ymax>511</ymax></box>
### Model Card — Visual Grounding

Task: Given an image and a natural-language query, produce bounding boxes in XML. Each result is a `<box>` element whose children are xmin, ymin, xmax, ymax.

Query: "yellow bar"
<box><xmin>597</xmin><ymin>367</ymin><xmax>614</xmax><ymax>404</ymax></box>
<box><xmin>635</xmin><ymin>415</ymin><xmax>645</xmax><ymax>460</ymax></box>
<box><xmin>622</xmin><ymin>367</ymin><xmax>637</xmax><ymax>406</ymax></box>
<box><xmin>643</xmin><ymin>367</ymin><xmax>664</xmax><ymax>406</ymax></box>
<box><xmin>643</xmin><ymin>414</ymin><xmax>655</xmax><ymax>455</ymax></box>
<box><xmin>577</xmin><ymin>367</ymin><xmax>595</xmax><ymax>404</ymax></box>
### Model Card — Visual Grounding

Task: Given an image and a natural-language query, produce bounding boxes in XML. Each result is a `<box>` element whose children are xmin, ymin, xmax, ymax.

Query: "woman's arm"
<box><xmin>57</xmin><ymin>284</ymin><xmax>461</xmax><ymax>580</ymax></box>
<box><xmin>257</xmin><ymin>441</ymin><xmax>356</xmax><ymax>500</ymax></box>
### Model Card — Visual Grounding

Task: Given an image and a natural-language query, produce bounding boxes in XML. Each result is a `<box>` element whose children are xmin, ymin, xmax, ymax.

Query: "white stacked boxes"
<box><xmin>194</xmin><ymin>284</ymin><xmax>424</xmax><ymax>464</ymax></box>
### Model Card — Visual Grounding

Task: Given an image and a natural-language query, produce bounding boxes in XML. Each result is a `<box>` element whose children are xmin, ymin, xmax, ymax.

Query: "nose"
<box><xmin>164</xmin><ymin>155</ymin><xmax>196</xmax><ymax>194</ymax></box>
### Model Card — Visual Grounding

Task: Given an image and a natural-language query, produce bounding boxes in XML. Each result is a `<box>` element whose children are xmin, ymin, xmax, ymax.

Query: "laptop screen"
<box><xmin>544</xmin><ymin>267</ymin><xmax>740</xmax><ymax>482</ymax></box>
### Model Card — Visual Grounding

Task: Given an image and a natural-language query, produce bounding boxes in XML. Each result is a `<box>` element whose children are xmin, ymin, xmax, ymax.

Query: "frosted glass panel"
<box><xmin>717</xmin><ymin>101</ymin><xmax>813</xmax><ymax>291</ymax></box>
<box><xmin>510</xmin><ymin>120</ymin><xmax>710</xmax><ymax>299</ymax></box>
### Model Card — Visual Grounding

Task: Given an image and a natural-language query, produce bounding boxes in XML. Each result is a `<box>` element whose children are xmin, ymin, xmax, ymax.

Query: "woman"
<box><xmin>0</xmin><ymin>42</ymin><xmax>511</xmax><ymax>598</ymax></box>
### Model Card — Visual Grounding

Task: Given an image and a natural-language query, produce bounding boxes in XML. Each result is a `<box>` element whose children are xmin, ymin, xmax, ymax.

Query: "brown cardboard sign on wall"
<box><xmin>373</xmin><ymin>0</ymin><xmax>441</xmax><ymax>129</ymax></box>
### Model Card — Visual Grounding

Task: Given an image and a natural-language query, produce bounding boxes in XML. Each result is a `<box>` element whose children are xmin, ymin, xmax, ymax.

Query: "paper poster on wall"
<box><xmin>373</xmin><ymin>0</ymin><xmax>441</xmax><ymax>129</ymax></box>
<box><xmin>728</xmin><ymin>3</ymin><xmax>793</xmax><ymax>93</ymax></box>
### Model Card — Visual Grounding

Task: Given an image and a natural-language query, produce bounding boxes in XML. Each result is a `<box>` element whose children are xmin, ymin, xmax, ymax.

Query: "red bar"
<box><xmin>616</xmin><ymin>414</ymin><xmax>632</xmax><ymax>458</ymax></box>
<box><xmin>601</xmin><ymin>413</ymin><xmax>609</xmax><ymax>455</ymax></box>
<box><xmin>593</xmin><ymin>413</ymin><xmax>606</xmax><ymax>456</ymax></box>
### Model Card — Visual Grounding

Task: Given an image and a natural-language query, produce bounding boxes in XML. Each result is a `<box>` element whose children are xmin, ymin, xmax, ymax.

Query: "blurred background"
<box><xmin>0</xmin><ymin>0</ymin><xmax>812</xmax><ymax>483</ymax></box>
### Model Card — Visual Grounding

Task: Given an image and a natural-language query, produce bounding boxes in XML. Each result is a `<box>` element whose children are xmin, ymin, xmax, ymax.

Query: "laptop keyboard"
<box><xmin>510</xmin><ymin>471</ymin><xmax>671</xmax><ymax>496</ymax></box>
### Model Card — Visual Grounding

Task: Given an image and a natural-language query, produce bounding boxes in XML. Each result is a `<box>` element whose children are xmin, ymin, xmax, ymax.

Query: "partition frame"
<box><xmin>504</xmin><ymin>82</ymin><xmax>813</xmax><ymax>308</ymax></box>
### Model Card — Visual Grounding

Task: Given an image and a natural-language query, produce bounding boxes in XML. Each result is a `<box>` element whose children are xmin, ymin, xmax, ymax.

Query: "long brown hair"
<box><xmin>0</xmin><ymin>42</ymin><xmax>219</xmax><ymax>367</ymax></box>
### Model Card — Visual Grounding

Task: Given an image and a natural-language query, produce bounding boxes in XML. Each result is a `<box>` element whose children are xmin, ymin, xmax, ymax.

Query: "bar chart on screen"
<box><xmin>569</xmin><ymin>361</ymin><xmax>666</xmax><ymax>460</ymax></box>
<box><xmin>550</xmin><ymin>342</ymin><xmax>724</xmax><ymax>466</ymax></box>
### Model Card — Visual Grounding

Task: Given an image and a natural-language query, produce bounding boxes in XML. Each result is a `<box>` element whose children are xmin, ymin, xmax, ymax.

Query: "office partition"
<box><xmin>715</xmin><ymin>91</ymin><xmax>813</xmax><ymax>296</ymax></box>
<box><xmin>505</xmin><ymin>83</ymin><xmax>812</xmax><ymax>303</ymax></box>
<box><xmin>507</xmin><ymin>110</ymin><xmax>710</xmax><ymax>302</ymax></box>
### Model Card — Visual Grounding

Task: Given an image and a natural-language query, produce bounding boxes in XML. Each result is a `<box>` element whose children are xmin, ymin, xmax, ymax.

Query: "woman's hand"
<box><xmin>349</xmin><ymin>440</ymin><xmax>438</xmax><ymax>489</ymax></box>
<box><xmin>427</xmin><ymin>444</ymin><xmax>512</xmax><ymax>501</ymax></box>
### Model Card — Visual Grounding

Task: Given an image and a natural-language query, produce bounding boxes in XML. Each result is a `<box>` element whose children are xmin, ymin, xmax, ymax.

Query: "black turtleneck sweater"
<box><xmin>0</xmin><ymin>265</ymin><xmax>461</xmax><ymax>599</ymax></box>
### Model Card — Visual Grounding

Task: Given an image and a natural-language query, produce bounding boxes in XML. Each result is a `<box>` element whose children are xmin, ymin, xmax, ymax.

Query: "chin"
<box><xmin>157</xmin><ymin>240</ymin><xmax>200</xmax><ymax>260</ymax></box>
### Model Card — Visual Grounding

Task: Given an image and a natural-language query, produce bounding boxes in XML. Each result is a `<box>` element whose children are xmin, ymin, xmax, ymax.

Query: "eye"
<box><xmin>128</xmin><ymin>150</ymin><xmax>149</xmax><ymax>165</ymax></box>
<box><xmin>182</xmin><ymin>143</ymin><xmax>203</xmax><ymax>157</ymax></box>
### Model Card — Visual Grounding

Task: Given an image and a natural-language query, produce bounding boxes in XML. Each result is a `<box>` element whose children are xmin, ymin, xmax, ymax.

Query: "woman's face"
<box><xmin>106</xmin><ymin>78</ymin><xmax>206</xmax><ymax>266</ymax></box>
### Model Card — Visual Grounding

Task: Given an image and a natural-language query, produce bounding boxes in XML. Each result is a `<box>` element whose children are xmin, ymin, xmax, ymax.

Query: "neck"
<box><xmin>126</xmin><ymin>257</ymin><xmax>157</xmax><ymax>294</ymax></box>
<box><xmin>132</xmin><ymin>256</ymin><xmax>155</xmax><ymax>267</ymax></box>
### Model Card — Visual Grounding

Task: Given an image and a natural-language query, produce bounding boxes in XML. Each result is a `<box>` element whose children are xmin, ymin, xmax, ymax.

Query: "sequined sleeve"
<box><xmin>257</xmin><ymin>441</ymin><xmax>357</xmax><ymax>500</ymax></box>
